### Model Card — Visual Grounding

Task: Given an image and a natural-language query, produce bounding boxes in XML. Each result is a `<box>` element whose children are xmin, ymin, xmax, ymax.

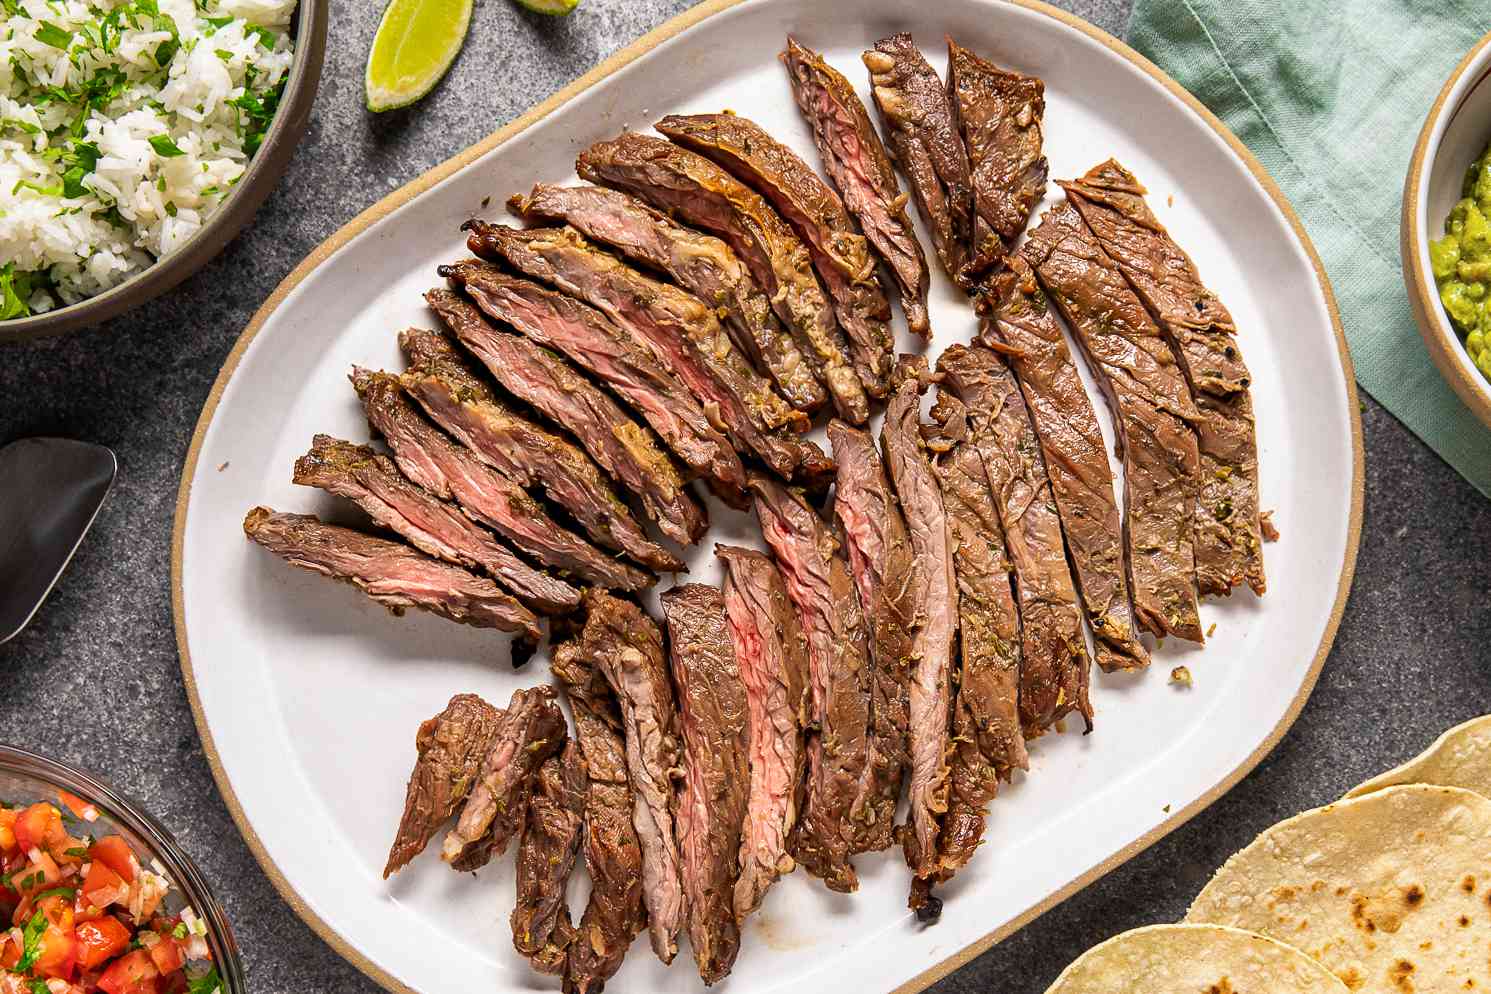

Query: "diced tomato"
<box><xmin>89</xmin><ymin>837</ymin><xmax>137</xmax><ymax>884</ymax></box>
<box><xmin>96</xmin><ymin>949</ymin><xmax>160</xmax><ymax>994</ymax></box>
<box><xmin>0</xmin><ymin>809</ymin><xmax>16</xmax><ymax>856</ymax></box>
<box><xmin>75</xmin><ymin>916</ymin><xmax>131</xmax><ymax>969</ymax></box>
<box><xmin>81</xmin><ymin>859</ymin><xmax>127</xmax><ymax>911</ymax></box>
<box><xmin>57</xmin><ymin>792</ymin><xmax>99</xmax><ymax>824</ymax></box>
<box><xmin>0</xmin><ymin>930</ymin><xmax>20</xmax><ymax>969</ymax></box>
<box><xmin>146</xmin><ymin>935</ymin><xmax>183</xmax><ymax>974</ymax></box>
<box><xmin>14</xmin><ymin>803</ymin><xmax>61</xmax><ymax>855</ymax></box>
<box><xmin>33</xmin><ymin>920</ymin><xmax>77</xmax><ymax>979</ymax></box>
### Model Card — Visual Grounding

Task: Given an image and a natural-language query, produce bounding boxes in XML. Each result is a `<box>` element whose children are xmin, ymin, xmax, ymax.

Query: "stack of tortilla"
<box><xmin>1045</xmin><ymin>715</ymin><xmax>1491</xmax><ymax>992</ymax></box>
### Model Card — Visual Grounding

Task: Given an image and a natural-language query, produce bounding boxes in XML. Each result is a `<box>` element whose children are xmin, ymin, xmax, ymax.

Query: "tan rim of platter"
<box><xmin>1402</xmin><ymin>28</ymin><xmax>1491</xmax><ymax>432</ymax></box>
<box><xmin>170</xmin><ymin>1</ymin><xmax>1365</xmax><ymax>990</ymax></box>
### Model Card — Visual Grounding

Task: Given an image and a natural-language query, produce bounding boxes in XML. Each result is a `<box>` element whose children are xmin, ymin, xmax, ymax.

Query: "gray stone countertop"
<box><xmin>2</xmin><ymin>0</ymin><xmax>1483</xmax><ymax>990</ymax></box>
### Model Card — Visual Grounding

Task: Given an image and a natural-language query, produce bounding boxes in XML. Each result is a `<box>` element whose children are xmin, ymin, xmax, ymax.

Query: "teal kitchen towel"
<box><xmin>1129</xmin><ymin>1</ymin><xmax>1491</xmax><ymax>493</ymax></box>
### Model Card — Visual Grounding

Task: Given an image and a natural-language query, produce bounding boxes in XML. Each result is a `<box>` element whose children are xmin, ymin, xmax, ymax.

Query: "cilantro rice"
<box><xmin>0</xmin><ymin>0</ymin><xmax>297</xmax><ymax>317</ymax></box>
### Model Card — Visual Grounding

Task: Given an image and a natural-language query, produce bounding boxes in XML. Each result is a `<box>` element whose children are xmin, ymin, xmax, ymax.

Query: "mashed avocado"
<box><xmin>1431</xmin><ymin>140</ymin><xmax>1491</xmax><ymax>380</ymax></box>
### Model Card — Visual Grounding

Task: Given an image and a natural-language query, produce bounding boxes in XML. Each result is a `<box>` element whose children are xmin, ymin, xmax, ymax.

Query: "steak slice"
<box><xmin>512</xmin><ymin>740</ymin><xmax>587</xmax><ymax>975</ymax></box>
<box><xmin>440</xmin><ymin>257</ymin><xmax>748</xmax><ymax>504</ymax></box>
<box><xmin>383</xmin><ymin>693</ymin><xmax>503</xmax><ymax>878</ymax></box>
<box><xmin>749</xmin><ymin>473</ymin><xmax>869</xmax><ymax>893</ymax></box>
<box><xmin>292</xmin><ymin>434</ymin><xmax>583</xmax><ymax>615</ymax></box>
<box><xmin>660</xmin><ymin>584</ymin><xmax>749</xmax><ymax>985</ymax></box>
<box><xmin>510</xmin><ymin>183</ymin><xmax>827</xmax><ymax>415</ymax></box>
<box><xmin>549</xmin><ymin>637</ymin><xmax>646</xmax><ymax>994</ymax></box>
<box><xmin>463</xmin><ymin>222</ymin><xmax>832</xmax><ymax>487</ymax></box>
<box><xmin>717</xmin><ymin>544</ymin><xmax>809</xmax><ymax>921</ymax></box>
<box><xmin>947</xmin><ymin>39</ymin><xmax>1048</xmax><ymax>280</ymax></box>
<box><xmin>825</xmin><ymin>421</ymin><xmax>912</xmax><ymax>854</ymax></box>
<box><xmin>879</xmin><ymin>359</ymin><xmax>956</xmax><ymax>889</ymax></box>
<box><xmin>441</xmin><ymin>684</ymin><xmax>567</xmax><ymax>869</ymax></box>
<box><xmin>938</xmin><ymin>344</ymin><xmax>1093</xmax><ymax>734</ymax></box>
<box><xmin>925</xmin><ymin>393</ymin><xmax>1026</xmax><ymax>896</ymax></box>
<box><xmin>577</xmin><ymin>132</ymin><xmax>870</xmax><ymax>425</ymax></box>
<box><xmin>349</xmin><ymin>368</ymin><xmax>649</xmax><ymax>591</ymax></box>
<box><xmin>571</xmin><ymin>589</ymin><xmax>685</xmax><ymax>966</ymax></box>
<box><xmin>863</xmin><ymin>33</ymin><xmax>975</xmax><ymax>283</ymax></box>
<box><xmin>1059</xmin><ymin>159</ymin><xmax>1265</xmax><ymax>597</ymax></box>
<box><xmin>979</xmin><ymin>260</ymin><xmax>1149</xmax><ymax>671</ymax></box>
<box><xmin>1022</xmin><ymin>201</ymin><xmax>1205</xmax><ymax>642</ymax></box>
<box><xmin>783</xmin><ymin>37</ymin><xmax>931</xmax><ymax>338</ymax></box>
<box><xmin>657</xmin><ymin>113</ymin><xmax>894</xmax><ymax>395</ymax></box>
<box><xmin>242</xmin><ymin>507</ymin><xmax>541</xmax><ymax>642</ymax></box>
<box><xmin>396</xmin><ymin>327</ymin><xmax>682</xmax><ymax>573</ymax></box>
<box><xmin>422</xmin><ymin>289</ymin><xmax>708</xmax><ymax>543</ymax></box>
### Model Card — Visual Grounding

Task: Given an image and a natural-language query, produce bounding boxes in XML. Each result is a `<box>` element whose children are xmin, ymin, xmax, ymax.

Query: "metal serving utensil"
<box><xmin>0</xmin><ymin>438</ymin><xmax>117</xmax><ymax>644</ymax></box>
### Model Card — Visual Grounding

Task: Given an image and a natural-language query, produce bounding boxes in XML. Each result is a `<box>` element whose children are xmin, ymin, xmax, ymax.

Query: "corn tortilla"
<box><xmin>1187</xmin><ymin>784</ymin><xmax>1491</xmax><ymax>992</ymax></box>
<box><xmin>1044</xmin><ymin>923</ymin><xmax>1348</xmax><ymax>993</ymax></box>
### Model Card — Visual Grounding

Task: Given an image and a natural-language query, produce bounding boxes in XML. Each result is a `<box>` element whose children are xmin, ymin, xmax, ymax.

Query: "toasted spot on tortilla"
<box><xmin>1404</xmin><ymin>884</ymin><xmax>1426</xmax><ymax>907</ymax></box>
<box><xmin>1464</xmin><ymin>875</ymin><xmax>1478</xmax><ymax>894</ymax></box>
<box><xmin>1389</xmin><ymin>958</ymin><xmax>1415</xmax><ymax>992</ymax></box>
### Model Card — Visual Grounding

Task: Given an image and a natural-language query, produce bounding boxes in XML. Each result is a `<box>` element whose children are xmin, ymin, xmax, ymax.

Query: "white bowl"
<box><xmin>1403</xmin><ymin>29</ymin><xmax>1491</xmax><ymax>429</ymax></box>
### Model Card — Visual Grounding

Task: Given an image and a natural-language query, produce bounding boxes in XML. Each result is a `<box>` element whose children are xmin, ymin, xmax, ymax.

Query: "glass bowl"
<box><xmin>0</xmin><ymin>744</ymin><xmax>245</xmax><ymax>992</ymax></box>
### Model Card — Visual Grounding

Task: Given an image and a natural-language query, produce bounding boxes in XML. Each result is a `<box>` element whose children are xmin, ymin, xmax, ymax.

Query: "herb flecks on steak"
<box><xmin>1022</xmin><ymin>200</ymin><xmax>1205</xmax><ymax>643</ymax></box>
<box><xmin>864</xmin><ymin>33</ymin><xmax>975</xmax><ymax>283</ymax></box>
<box><xmin>510</xmin><ymin>183</ymin><xmax>827</xmax><ymax>416</ymax></box>
<box><xmin>292</xmin><ymin>433</ymin><xmax>584</xmax><ymax>615</ymax></box>
<box><xmin>350</xmin><ymin>368</ymin><xmax>652</xmax><ymax>591</ymax></box>
<box><xmin>947</xmin><ymin>38</ymin><xmax>1049</xmax><ymax>281</ymax></box>
<box><xmin>512</xmin><ymin>740</ymin><xmax>586</xmax><ymax>975</ymax></box>
<box><xmin>783</xmin><ymin>37</ymin><xmax>932</xmax><ymax>338</ymax></box>
<box><xmin>383</xmin><ymin>693</ymin><xmax>503</xmax><ymax>879</ymax></box>
<box><xmin>661</xmin><ymin>584</ymin><xmax>749</xmax><ymax>985</ymax></box>
<box><xmin>826</xmin><ymin>420</ymin><xmax>913</xmax><ymax>854</ymax></box>
<box><xmin>396</xmin><ymin>326</ymin><xmax>682</xmax><ymax>573</ymax></box>
<box><xmin>549</xmin><ymin>632</ymin><xmax>646</xmax><ymax>993</ymax></box>
<box><xmin>439</xmin><ymin>258</ymin><xmax>749</xmax><ymax>507</ymax></box>
<box><xmin>1059</xmin><ymin>159</ymin><xmax>1266</xmax><ymax>597</ymax></box>
<box><xmin>879</xmin><ymin>358</ymin><xmax>956</xmax><ymax>892</ymax></box>
<box><xmin>577</xmin><ymin>132</ymin><xmax>870</xmax><ymax>425</ymax></box>
<box><xmin>440</xmin><ymin>684</ymin><xmax>567</xmax><ymax>869</ymax></box>
<box><xmin>717</xmin><ymin>544</ymin><xmax>810</xmax><ymax>921</ymax></box>
<box><xmin>749</xmin><ymin>473</ymin><xmax>870</xmax><ymax>894</ymax></box>
<box><xmin>423</xmin><ymin>287</ymin><xmax>707</xmax><ymax>543</ymax></box>
<box><xmin>977</xmin><ymin>259</ymin><xmax>1150</xmax><ymax>671</ymax></box>
<box><xmin>571</xmin><ymin>589</ymin><xmax>686</xmax><ymax>966</ymax></box>
<box><xmin>242</xmin><ymin>507</ymin><xmax>541</xmax><ymax>642</ymax></box>
<box><xmin>937</xmin><ymin>344</ymin><xmax>1093</xmax><ymax>735</ymax></box>
<box><xmin>657</xmin><ymin>112</ymin><xmax>895</xmax><ymax>396</ymax></box>
<box><xmin>463</xmin><ymin>221</ymin><xmax>832</xmax><ymax>487</ymax></box>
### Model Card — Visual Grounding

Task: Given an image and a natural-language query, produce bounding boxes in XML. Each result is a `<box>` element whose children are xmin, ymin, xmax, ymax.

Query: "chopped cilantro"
<box><xmin>164</xmin><ymin>200</ymin><xmax>176</xmax><ymax>216</ymax></box>
<box><xmin>13</xmin><ymin>178</ymin><xmax>63</xmax><ymax>197</ymax></box>
<box><xmin>60</xmin><ymin>139</ymin><xmax>99</xmax><ymax>198</ymax></box>
<box><xmin>1</xmin><ymin>0</ymin><xmax>23</xmax><ymax>17</ymax></box>
<box><xmin>63</xmin><ymin>845</ymin><xmax>88</xmax><ymax>858</ymax></box>
<box><xmin>247</xmin><ymin>24</ymin><xmax>274</xmax><ymax>48</ymax></box>
<box><xmin>30</xmin><ymin>979</ymin><xmax>49</xmax><ymax>994</ymax></box>
<box><xmin>1</xmin><ymin>118</ymin><xmax>41</xmax><ymax>135</ymax></box>
<box><xmin>33</xmin><ymin>20</ymin><xmax>72</xmax><ymax>48</ymax></box>
<box><xmin>187</xmin><ymin>966</ymin><xmax>222</xmax><ymax>994</ymax></box>
<box><xmin>33</xmin><ymin>886</ymin><xmax>75</xmax><ymax>901</ymax></box>
<box><xmin>172</xmin><ymin>922</ymin><xmax>188</xmax><ymax>939</ymax></box>
<box><xmin>149</xmin><ymin>133</ymin><xmax>184</xmax><ymax>157</ymax></box>
<box><xmin>14</xmin><ymin>907</ymin><xmax>47</xmax><ymax>971</ymax></box>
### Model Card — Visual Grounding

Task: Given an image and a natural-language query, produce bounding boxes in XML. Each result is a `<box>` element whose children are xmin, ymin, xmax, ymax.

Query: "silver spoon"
<box><xmin>0</xmin><ymin>438</ymin><xmax>116</xmax><ymax>644</ymax></box>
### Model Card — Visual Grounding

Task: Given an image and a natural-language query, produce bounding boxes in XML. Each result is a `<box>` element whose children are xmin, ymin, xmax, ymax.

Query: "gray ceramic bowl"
<box><xmin>0</xmin><ymin>0</ymin><xmax>328</xmax><ymax>343</ymax></box>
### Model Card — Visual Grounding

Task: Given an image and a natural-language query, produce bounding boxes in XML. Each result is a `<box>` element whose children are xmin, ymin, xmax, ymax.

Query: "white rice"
<box><xmin>0</xmin><ymin>0</ymin><xmax>298</xmax><ymax>315</ymax></box>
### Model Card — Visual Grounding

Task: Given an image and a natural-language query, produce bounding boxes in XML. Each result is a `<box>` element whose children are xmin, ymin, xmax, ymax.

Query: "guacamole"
<box><xmin>1430</xmin><ymin>140</ymin><xmax>1491</xmax><ymax>380</ymax></box>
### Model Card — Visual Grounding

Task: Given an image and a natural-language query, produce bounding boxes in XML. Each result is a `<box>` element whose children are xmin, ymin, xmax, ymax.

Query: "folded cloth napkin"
<box><xmin>1129</xmin><ymin>0</ymin><xmax>1491</xmax><ymax>494</ymax></box>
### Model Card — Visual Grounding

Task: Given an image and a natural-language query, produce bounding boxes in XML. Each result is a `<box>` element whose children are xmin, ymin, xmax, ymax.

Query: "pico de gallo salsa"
<box><xmin>0</xmin><ymin>794</ymin><xmax>221</xmax><ymax>994</ymax></box>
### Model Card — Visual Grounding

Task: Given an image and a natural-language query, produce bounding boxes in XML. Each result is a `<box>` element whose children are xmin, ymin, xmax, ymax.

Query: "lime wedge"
<box><xmin>514</xmin><ymin>0</ymin><xmax>579</xmax><ymax>14</ymax></box>
<box><xmin>364</xmin><ymin>0</ymin><xmax>474</xmax><ymax>113</ymax></box>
